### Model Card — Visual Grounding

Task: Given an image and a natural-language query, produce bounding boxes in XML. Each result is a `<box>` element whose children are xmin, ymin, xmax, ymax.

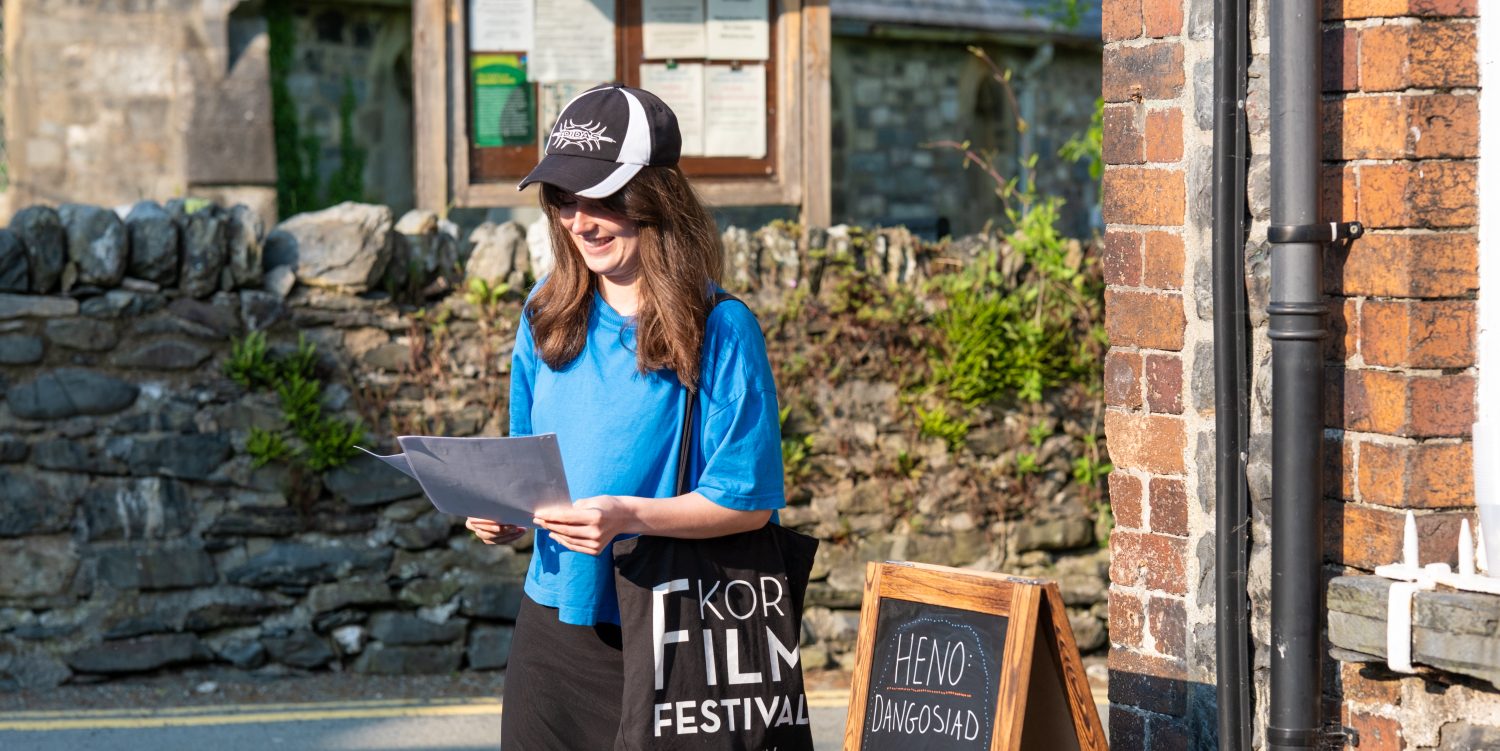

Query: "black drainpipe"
<box><xmin>1267</xmin><ymin>1</ymin><xmax>1331</xmax><ymax>748</ymax></box>
<box><xmin>1211</xmin><ymin>0</ymin><xmax>1251</xmax><ymax>747</ymax></box>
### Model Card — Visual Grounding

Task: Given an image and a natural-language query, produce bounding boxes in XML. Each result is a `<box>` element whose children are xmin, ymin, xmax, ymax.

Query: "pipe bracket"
<box><xmin>1268</xmin><ymin>221</ymin><xmax>1364</xmax><ymax>245</ymax></box>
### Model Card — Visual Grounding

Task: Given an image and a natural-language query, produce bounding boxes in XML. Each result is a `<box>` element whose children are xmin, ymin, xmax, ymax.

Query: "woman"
<box><xmin>464</xmin><ymin>84</ymin><xmax>786</xmax><ymax>749</ymax></box>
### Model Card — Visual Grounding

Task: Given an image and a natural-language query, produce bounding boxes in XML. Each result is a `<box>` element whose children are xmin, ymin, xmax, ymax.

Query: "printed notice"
<box><xmin>471</xmin><ymin>54</ymin><xmax>534</xmax><ymax>147</ymax></box>
<box><xmin>703</xmin><ymin>65</ymin><xmax>766</xmax><ymax>157</ymax></box>
<box><xmin>531</xmin><ymin>0</ymin><xmax>615</xmax><ymax>83</ymax></box>
<box><xmin>706</xmin><ymin>0</ymin><xmax>769</xmax><ymax>61</ymax></box>
<box><xmin>469</xmin><ymin>0</ymin><xmax>533</xmax><ymax>52</ymax></box>
<box><xmin>643</xmin><ymin>0</ymin><xmax>706</xmax><ymax>59</ymax></box>
<box><xmin>540</xmin><ymin>81</ymin><xmax>593</xmax><ymax>134</ymax></box>
<box><xmin>358</xmin><ymin>434</ymin><xmax>572</xmax><ymax>526</ymax></box>
<box><xmin>640</xmin><ymin>63</ymin><xmax>705</xmax><ymax>156</ymax></box>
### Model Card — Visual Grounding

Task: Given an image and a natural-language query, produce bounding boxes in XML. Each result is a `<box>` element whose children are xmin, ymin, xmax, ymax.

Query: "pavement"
<box><xmin>0</xmin><ymin>665</ymin><xmax>1106</xmax><ymax>750</ymax></box>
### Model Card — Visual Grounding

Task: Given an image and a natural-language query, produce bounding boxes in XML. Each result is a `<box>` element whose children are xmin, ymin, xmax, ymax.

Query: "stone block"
<box><xmin>82</xmin><ymin>477</ymin><xmax>193</xmax><ymax>541</ymax></box>
<box><xmin>225</xmin><ymin>542</ymin><xmax>393</xmax><ymax>589</ymax></box>
<box><xmin>81</xmin><ymin>290</ymin><xmax>165</xmax><ymax>318</ymax></box>
<box><xmin>31</xmin><ymin>438</ymin><xmax>127</xmax><ymax>475</ymax></box>
<box><xmin>125</xmin><ymin>201</ymin><xmax>180</xmax><ymax>286</ymax></box>
<box><xmin>95</xmin><ymin>545</ymin><xmax>217</xmax><ymax>591</ymax></box>
<box><xmin>116</xmin><ymin>433</ymin><xmax>230</xmax><ymax>480</ymax></box>
<box><xmin>66</xmin><ymin>633</ymin><xmax>210</xmax><ymax>675</ymax></box>
<box><xmin>271</xmin><ymin>203</ymin><xmax>395</xmax><ymax>293</ymax></box>
<box><xmin>59</xmin><ymin>204</ymin><xmax>128</xmax><ymax>288</ymax></box>
<box><xmin>180</xmin><ymin>209</ymin><xmax>227</xmax><ymax>299</ymax></box>
<box><xmin>461</xmin><ymin>580</ymin><xmax>526</xmax><ymax>621</ymax></box>
<box><xmin>262</xmin><ymin>629</ymin><xmax>335</xmax><ymax>669</ymax></box>
<box><xmin>44</xmin><ymin>318</ymin><xmax>118</xmax><ymax>351</ymax></box>
<box><xmin>352</xmin><ymin>642</ymin><xmax>463</xmax><ymax>675</ymax></box>
<box><xmin>307</xmin><ymin>578</ymin><xmax>394</xmax><ymax>614</ymax></box>
<box><xmin>0</xmin><ymin>536</ymin><xmax>77</xmax><ymax>597</ymax></box>
<box><xmin>0</xmin><ymin>649</ymin><xmax>72</xmax><ymax>690</ymax></box>
<box><xmin>466</xmin><ymin>624</ymin><xmax>514</xmax><ymax>670</ymax></box>
<box><xmin>6</xmin><ymin>368</ymin><xmax>138</xmax><ymax>420</ymax></box>
<box><xmin>0</xmin><ymin>231</ymin><xmax>28</xmax><ymax>293</ymax></box>
<box><xmin>0</xmin><ymin>293</ymin><xmax>79</xmax><ymax>319</ymax></box>
<box><xmin>0</xmin><ymin>334</ymin><xmax>44</xmax><ymax>364</ymax></box>
<box><xmin>368</xmin><ymin>612</ymin><xmax>467</xmax><ymax>646</ymax></box>
<box><xmin>109</xmin><ymin>338</ymin><xmax>213</xmax><ymax>370</ymax></box>
<box><xmin>11</xmin><ymin>206</ymin><xmax>66</xmax><ymax>293</ymax></box>
<box><xmin>323</xmin><ymin>453</ymin><xmax>423</xmax><ymax>507</ymax></box>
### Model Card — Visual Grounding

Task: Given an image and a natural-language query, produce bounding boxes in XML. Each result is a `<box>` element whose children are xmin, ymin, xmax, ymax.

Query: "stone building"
<box><xmin>831</xmin><ymin>0</ymin><xmax>1102</xmax><ymax>237</ymax></box>
<box><xmin>0</xmin><ymin>0</ymin><xmax>1100</xmax><ymax>237</ymax></box>
<box><xmin>1100</xmin><ymin>0</ymin><xmax>1498</xmax><ymax>748</ymax></box>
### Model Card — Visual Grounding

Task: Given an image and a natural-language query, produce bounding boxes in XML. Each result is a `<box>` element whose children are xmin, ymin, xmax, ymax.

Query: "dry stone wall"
<box><xmin>0</xmin><ymin>200</ymin><xmax>1110</xmax><ymax>690</ymax></box>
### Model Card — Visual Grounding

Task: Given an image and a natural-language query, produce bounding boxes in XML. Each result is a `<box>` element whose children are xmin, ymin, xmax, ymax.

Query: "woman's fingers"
<box><xmin>465</xmin><ymin>517</ymin><xmax>525</xmax><ymax>545</ymax></box>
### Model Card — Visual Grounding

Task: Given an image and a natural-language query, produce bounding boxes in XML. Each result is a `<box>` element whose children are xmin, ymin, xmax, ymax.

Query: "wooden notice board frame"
<box><xmin>843</xmin><ymin>562</ymin><xmax>1108</xmax><ymax>751</ymax></box>
<box><xmin>413</xmin><ymin>0</ymin><xmax>831</xmax><ymax>222</ymax></box>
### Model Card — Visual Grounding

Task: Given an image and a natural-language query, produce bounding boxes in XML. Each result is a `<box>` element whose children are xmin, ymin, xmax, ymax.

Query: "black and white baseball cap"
<box><xmin>517</xmin><ymin>83</ymin><xmax>683</xmax><ymax>199</ymax></box>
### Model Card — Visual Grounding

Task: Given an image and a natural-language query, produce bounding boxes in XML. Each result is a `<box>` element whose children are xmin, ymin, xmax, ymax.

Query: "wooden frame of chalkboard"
<box><xmin>842</xmin><ymin>562</ymin><xmax>1108</xmax><ymax>751</ymax></box>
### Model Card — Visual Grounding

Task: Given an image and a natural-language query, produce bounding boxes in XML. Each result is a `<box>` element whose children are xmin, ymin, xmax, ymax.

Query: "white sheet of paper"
<box><xmin>706</xmin><ymin>0</ymin><xmax>769</xmax><ymax>61</ymax></box>
<box><xmin>470</xmin><ymin>0</ymin><xmax>533</xmax><ymax>52</ymax></box>
<box><xmin>357</xmin><ymin>434</ymin><xmax>572</xmax><ymax>526</ymax></box>
<box><xmin>531</xmin><ymin>0</ymin><xmax>615</xmax><ymax>83</ymax></box>
<box><xmin>640</xmin><ymin>63</ymin><xmax>705</xmax><ymax>156</ymax></box>
<box><xmin>703</xmin><ymin>65</ymin><xmax>766</xmax><ymax>157</ymax></box>
<box><xmin>643</xmin><ymin>0</ymin><xmax>706</xmax><ymax>59</ymax></box>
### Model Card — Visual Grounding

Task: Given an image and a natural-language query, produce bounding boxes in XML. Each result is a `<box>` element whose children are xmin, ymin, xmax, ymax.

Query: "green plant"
<box><xmin>1027</xmin><ymin>422</ymin><xmax>1051</xmax><ymax>448</ymax></box>
<box><xmin>226</xmin><ymin>333</ymin><xmax>364</xmax><ymax>475</ymax></box>
<box><xmin>1016</xmin><ymin>451</ymin><xmax>1041</xmax><ymax>475</ymax></box>
<box><xmin>225</xmin><ymin>331</ymin><xmax>277</xmax><ymax>389</ymax></box>
<box><xmin>894</xmin><ymin>450</ymin><xmax>920</xmax><ymax>479</ymax></box>
<box><xmin>1072</xmin><ymin>454</ymin><xmax>1111</xmax><ymax>486</ymax></box>
<box><xmin>1060</xmin><ymin>97</ymin><xmax>1104</xmax><ymax>183</ymax></box>
<box><xmin>465</xmin><ymin>278</ymin><xmax>510</xmax><ymax>310</ymax></box>
<box><xmin>246</xmin><ymin>427</ymin><xmax>291</xmax><ymax>468</ymax></box>
<box><xmin>923</xmin><ymin>47</ymin><xmax>1107</xmax><ymax>411</ymax></box>
<box><xmin>916</xmin><ymin>405</ymin><xmax>969</xmax><ymax>452</ymax></box>
<box><xmin>325</xmin><ymin>77</ymin><xmax>367</xmax><ymax>205</ymax></box>
<box><xmin>267</xmin><ymin>0</ymin><xmax>317</xmax><ymax>218</ymax></box>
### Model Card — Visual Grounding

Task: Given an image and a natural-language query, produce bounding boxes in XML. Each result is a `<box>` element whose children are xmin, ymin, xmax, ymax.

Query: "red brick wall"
<box><xmin>1103</xmin><ymin>0</ymin><xmax>1486</xmax><ymax>747</ymax></box>
<box><xmin>1100</xmin><ymin>0</ymin><xmax>1198</xmax><ymax>744</ymax></box>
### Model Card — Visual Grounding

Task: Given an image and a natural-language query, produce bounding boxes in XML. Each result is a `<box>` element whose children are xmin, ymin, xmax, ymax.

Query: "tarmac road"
<box><xmin>0</xmin><ymin>683</ymin><xmax>852</xmax><ymax>750</ymax></box>
<box><xmin>0</xmin><ymin>667</ymin><xmax>1105</xmax><ymax>750</ymax></box>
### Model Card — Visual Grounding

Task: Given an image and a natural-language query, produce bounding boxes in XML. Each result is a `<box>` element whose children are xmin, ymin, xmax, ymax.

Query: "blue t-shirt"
<box><xmin>510</xmin><ymin>288</ymin><xmax>786</xmax><ymax>626</ymax></box>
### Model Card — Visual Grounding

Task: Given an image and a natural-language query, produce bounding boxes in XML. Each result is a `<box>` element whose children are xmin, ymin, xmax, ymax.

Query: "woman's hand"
<box><xmin>533</xmin><ymin>495</ymin><xmax>634</xmax><ymax>556</ymax></box>
<box><xmin>465</xmin><ymin>517</ymin><xmax>528</xmax><ymax>545</ymax></box>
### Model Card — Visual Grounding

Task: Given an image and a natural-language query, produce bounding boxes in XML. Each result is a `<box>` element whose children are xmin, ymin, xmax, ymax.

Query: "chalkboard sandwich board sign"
<box><xmin>842</xmin><ymin>562</ymin><xmax>1107</xmax><ymax>751</ymax></box>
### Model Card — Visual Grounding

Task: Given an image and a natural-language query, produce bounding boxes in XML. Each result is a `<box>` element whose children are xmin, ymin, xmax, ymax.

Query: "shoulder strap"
<box><xmin>674</xmin><ymin>291</ymin><xmax>740</xmax><ymax>496</ymax></box>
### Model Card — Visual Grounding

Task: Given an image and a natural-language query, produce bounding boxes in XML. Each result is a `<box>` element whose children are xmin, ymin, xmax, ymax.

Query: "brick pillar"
<box><xmin>1100</xmin><ymin>0</ymin><xmax>1212</xmax><ymax>746</ymax></box>
<box><xmin>1322</xmin><ymin>1</ymin><xmax>1485</xmax><ymax>746</ymax></box>
<box><xmin>1104</xmin><ymin>0</ymin><xmax>1489</xmax><ymax>747</ymax></box>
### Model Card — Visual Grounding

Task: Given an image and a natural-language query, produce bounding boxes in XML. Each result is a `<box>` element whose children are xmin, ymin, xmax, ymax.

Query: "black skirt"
<box><xmin>501</xmin><ymin>593</ymin><xmax>624</xmax><ymax>750</ymax></box>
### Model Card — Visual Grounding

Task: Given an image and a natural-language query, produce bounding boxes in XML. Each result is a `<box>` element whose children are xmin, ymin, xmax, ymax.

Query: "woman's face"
<box><xmin>556</xmin><ymin>192</ymin><xmax>641</xmax><ymax>286</ymax></box>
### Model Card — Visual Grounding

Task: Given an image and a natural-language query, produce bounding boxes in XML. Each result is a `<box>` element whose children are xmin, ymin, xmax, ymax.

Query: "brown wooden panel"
<box><xmin>1039</xmin><ymin>583</ymin><xmax>1109</xmax><ymax>751</ymax></box>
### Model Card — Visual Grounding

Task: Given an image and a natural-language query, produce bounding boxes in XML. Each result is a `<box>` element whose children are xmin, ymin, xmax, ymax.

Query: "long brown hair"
<box><xmin>527</xmin><ymin>166</ymin><xmax>723</xmax><ymax>390</ymax></box>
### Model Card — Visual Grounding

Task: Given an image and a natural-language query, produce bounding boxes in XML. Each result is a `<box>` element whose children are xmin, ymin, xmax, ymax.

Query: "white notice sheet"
<box><xmin>470</xmin><ymin>0</ymin><xmax>533</xmax><ymax>53</ymax></box>
<box><xmin>706</xmin><ymin>0</ymin><xmax>769</xmax><ymax>61</ymax></box>
<box><xmin>358</xmin><ymin>434</ymin><xmax>572</xmax><ymax>526</ymax></box>
<box><xmin>540</xmin><ymin>81</ymin><xmax>594</xmax><ymax>134</ymax></box>
<box><xmin>643</xmin><ymin>0</ymin><xmax>707</xmax><ymax>59</ymax></box>
<box><xmin>531</xmin><ymin>0</ymin><xmax>615</xmax><ymax>83</ymax></box>
<box><xmin>703</xmin><ymin>65</ymin><xmax>766</xmax><ymax>157</ymax></box>
<box><xmin>640</xmin><ymin>63</ymin><xmax>705</xmax><ymax>156</ymax></box>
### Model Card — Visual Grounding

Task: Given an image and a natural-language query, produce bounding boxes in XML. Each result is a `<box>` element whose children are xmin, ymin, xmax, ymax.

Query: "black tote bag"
<box><xmin>612</xmin><ymin>294</ymin><xmax>819</xmax><ymax>751</ymax></box>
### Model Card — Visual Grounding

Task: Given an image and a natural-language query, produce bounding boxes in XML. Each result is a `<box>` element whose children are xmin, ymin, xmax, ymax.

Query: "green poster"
<box><xmin>472</xmin><ymin>54</ymin><xmax>535</xmax><ymax>147</ymax></box>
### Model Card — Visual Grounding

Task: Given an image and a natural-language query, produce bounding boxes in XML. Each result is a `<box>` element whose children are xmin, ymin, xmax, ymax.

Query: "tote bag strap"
<box><xmin>675</xmin><ymin>291</ymin><xmax>740</xmax><ymax>496</ymax></box>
